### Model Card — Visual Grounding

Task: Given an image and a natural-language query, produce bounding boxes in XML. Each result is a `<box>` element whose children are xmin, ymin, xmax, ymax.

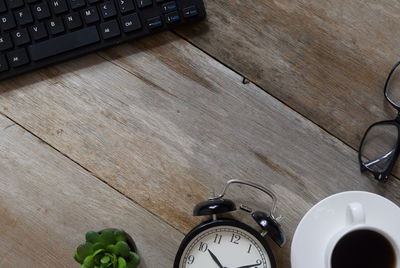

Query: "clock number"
<box><xmin>230</xmin><ymin>233</ymin><xmax>241</xmax><ymax>244</ymax></box>
<box><xmin>198</xmin><ymin>241</ymin><xmax>208</xmax><ymax>252</ymax></box>
<box><xmin>247</xmin><ymin>244</ymin><xmax>252</xmax><ymax>253</ymax></box>
<box><xmin>214</xmin><ymin>234</ymin><xmax>222</xmax><ymax>244</ymax></box>
<box><xmin>187</xmin><ymin>255</ymin><xmax>195</xmax><ymax>265</ymax></box>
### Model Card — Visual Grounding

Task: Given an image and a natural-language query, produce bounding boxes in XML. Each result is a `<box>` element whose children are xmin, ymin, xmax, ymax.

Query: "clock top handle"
<box><xmin>211</xmin><ymin>179</ymin><xmax>278</xmax><ymax>220</ymax></box>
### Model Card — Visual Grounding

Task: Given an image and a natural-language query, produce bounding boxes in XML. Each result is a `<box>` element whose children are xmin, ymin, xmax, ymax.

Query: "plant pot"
<box><xmin>74</xmin><ymin>228</ymin><xmax>141</xmax><ymax>268</ymax></box>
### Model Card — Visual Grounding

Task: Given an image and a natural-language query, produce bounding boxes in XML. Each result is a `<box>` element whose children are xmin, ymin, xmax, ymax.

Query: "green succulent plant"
<box><xmin>73</xmin><ymin>229</ymin><xmax>140</xmax><ymax>268</ymax></box>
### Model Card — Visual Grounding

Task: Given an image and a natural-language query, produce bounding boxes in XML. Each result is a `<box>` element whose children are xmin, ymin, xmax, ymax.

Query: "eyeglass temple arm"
<box><xmin>212</xmin><ymin>179</ymin><xmax>278</xmax><ymax>219</ymax></box>
<box><xmin>364</xmin><ymin>149</ymin><xmax>395</xmax><ymax>168</ymax></box>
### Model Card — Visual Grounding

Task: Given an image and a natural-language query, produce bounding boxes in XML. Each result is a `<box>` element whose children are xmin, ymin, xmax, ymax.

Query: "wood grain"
<box><xmin>0</xmin><ymin>115</ymin><xmax>182</xmax><ymax>267</ymax></box>
<box><xmin>1</xmin><ymin>32</ymin><xmax>400</xmax><ymax>267</ymax></box>
<box><xmin>176</xmin><ymin>0</ymin><xmax>400</xmax><ymax>165</ymax></box>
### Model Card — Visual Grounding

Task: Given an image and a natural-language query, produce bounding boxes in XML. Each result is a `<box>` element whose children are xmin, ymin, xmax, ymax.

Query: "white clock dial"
<box><xmin>179</xmin><ymin>226</ymin><xmax>271</xmax><ymax>268</ymax></box>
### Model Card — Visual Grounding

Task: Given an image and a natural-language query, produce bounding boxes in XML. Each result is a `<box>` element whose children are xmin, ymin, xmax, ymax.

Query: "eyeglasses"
<box><xmin>359</xmin><ymin>61</ymin><xmax>400</xmax><ymax>182</ymax></box>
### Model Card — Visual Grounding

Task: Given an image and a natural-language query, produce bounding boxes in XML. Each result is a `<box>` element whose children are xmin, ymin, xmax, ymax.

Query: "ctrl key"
<box><xmin>0</xmin><ymin>55</ymin><xmax>8</xmax><ymax>72</ymax></box>
<box><xmin>7</xmin><ymin>48</ymin><xmax>30</xmax><ymax>68</ymax></box>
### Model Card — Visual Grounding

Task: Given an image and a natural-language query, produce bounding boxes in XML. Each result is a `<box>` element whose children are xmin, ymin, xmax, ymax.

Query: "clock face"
<box><xmin>176</xmin><ymin>221</ymin><xmax>273</xmax><ymax>268</ymax></box>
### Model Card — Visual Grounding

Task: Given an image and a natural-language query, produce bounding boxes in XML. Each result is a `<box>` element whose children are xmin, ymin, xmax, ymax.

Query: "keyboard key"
<box><xmin>6</xmin><ymin>0</ymin><xmax>23</xmax><ymax>9</ymax></box>
<box><xmin>100</xmin><ymin>20</ymin><xmax>120</xmax><ymax>39</ymax></box>
<box><xmin>7</xmin><ymin>48</ymin><xmax>29</xmax><ymax>67</ymax></box>
<box><xmin>15</xmin><ymin>7</ymin><xmax>34</xmax><ymax>26</ymax></box>
<box><xmin>50</xmin><ymin>0</ymin><xmax>68</xmax><ymax>15</ymax></box>
<box><xmin>136</xmin><ymin>0</ymin><xmax>152</xmax><ymax>8</ymax></box>
<box><xmin>0</xmin><ymin>13</ymin><xmax>16</xmax><ymax>31</ymax></box>
<box><xmin>69</xmin><ymin>0</ymin><xmax>85</xmax><ymax>9</ymax></box>
<box><xmin>65</xmin><ymin>12</ymin><xmax>82</xmax><ymax>30</ymax></box>
<box><xmin>12</xmin><ymin>28</ymin><xmax>30</xmax><ymax>46</ymax></box>
<box><xmin>32</xmin><ymin>2</ymin><xmax>51</xmax><ymax>20</ymax></box>
<box><xmin>82</xmin><ymin>7</ymin><xmax>99</xmax><ymax>24</ymax></box>
<box><xmin>0</xmin><ymin>33</ymin><xmax>12</xmax><ymax>51</ymax></box>
<box><xmin>100</xmin><ymin>1</ymin><xmax>117</xmax><ymax>19</ymax></box>
<box><xmin>48</xmin><ymin>17</ymin><xmax>65</xmax><ymax>35</ymax></box>
<box><xmin>117</xmin><ymin>0</ymin><xmax>135</xmax><ymax>14</ymax></box>
<box><xmin>165</xmin><ymin>11</ymin><xmax>179</xmax><ymax>24</ymax></box>
<box><xmin>0</xmin><ymin>0</ymin><xmax>6</xmax><ymax>13</ymax></box>
<box><xmin>121</xmin><ymin>13</ymin><xmax>141</xmax><ymax>32</ymax></box>
<box><xmin>146</xmin><ymin>16</ymin><xmax>162</xmax><ymax>29</ymax></box>
<box><xmin>182</xmin><ymin>5</ymin><xmax>198</xmax><ymax>18</ymax></box>
<box><xmin>161</xmin><ymin>1</ymin><xmax>176</xmax><ymax>13</ymax></box>
<box><xmin>28</xmin><ymin>26</ymin><xmax>100</xmax><ymax>61</ymax></box>
<box><xmin>0</xmin><ymin>55</ymin><xmax>8</xmax><ymax>72</ymax></box>
<box><xmin>29</xmin><ymin>22</ymin><xmax>48</xmax><ymax>40</ymax></box>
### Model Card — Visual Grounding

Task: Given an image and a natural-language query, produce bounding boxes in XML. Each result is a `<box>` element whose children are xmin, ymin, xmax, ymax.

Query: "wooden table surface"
<box><xmin>1</xmin><ymin>0</ymin><xmax>400</xmax><ymax>267</ymax></box>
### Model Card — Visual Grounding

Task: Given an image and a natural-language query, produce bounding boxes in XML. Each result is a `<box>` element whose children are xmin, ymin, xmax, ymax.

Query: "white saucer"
<box><xmin>291</xmin><ymin>191</ymin><xmax>400</xmax><ymax>268</ymax></box>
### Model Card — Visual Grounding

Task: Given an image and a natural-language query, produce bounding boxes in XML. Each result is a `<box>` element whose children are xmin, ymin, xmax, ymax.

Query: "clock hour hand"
<box><xmin>207</xmin><ymin>249</ymin><xmax>225</xmax><ymax>268</ymax></box>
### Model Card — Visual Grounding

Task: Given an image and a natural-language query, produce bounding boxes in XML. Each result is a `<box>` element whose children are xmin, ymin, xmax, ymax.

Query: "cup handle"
<box><xmin>346</xmin><ymin>202</ymin><xmax>365</xmax><ymax>226</ymax></box>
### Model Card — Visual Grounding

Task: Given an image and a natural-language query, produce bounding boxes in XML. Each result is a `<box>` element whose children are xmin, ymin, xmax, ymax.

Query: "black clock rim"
<box><xmin>173</xmin><ymin>218</ymin><xmax>277</xmax><ymax>268</ymax></box>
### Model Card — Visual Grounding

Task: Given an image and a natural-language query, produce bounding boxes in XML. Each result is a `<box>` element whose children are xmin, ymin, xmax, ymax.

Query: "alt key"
<box><xmin>7</xmin><ymin>48</ymin><xmax>30</xmax><ymax>68</ymax></box>
<box><xmin>100</xmin><ymin>20</ymin><xmax>121</xmax><ymax>39</ymax></box>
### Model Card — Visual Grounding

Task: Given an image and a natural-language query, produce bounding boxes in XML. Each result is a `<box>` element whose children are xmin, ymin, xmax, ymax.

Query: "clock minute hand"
<box><xmin>207</xmin><ymin>249</ymin><xmax>225</xmax><ymax>268</ymax></box>
<box><xmin>236</xmin><ymin>263</ymin><xmax>262</xmax><ymax>268</ymax></box>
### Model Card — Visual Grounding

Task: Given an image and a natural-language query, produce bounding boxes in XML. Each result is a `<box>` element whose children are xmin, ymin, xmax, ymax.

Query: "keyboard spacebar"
<box><xmin>28</xmin><ymin>26</ymin><xmax>100</xmax><ymax>61</ymax></box>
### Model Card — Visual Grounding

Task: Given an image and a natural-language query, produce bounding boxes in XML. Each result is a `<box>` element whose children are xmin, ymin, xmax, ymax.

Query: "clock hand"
<box><xmin>207</xmin><ymin>249</ymin><xmax>224</xmax><ymax>268</ymax></box>
<box><xmin>236</xmin><ymin>263</ymin><xmax>262</xmax><ymax>268</ymax></box>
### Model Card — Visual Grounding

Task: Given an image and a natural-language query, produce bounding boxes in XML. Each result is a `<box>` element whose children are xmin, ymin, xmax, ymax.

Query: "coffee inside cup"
<box><xmin>331</xmin><ymin>229</ymin><xmax>396</xmax><ymax>268</ymax></box>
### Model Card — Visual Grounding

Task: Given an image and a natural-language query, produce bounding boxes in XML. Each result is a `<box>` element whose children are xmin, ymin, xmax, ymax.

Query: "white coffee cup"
<box><xmin>325</xmin><ymin>202</ymin><xmax>399</xmax><ymax>268</ymax></box>
<box><xmin>291</xmin><ymin>191</ymin><xmax>400</xmax><ymax>268</ymax></box>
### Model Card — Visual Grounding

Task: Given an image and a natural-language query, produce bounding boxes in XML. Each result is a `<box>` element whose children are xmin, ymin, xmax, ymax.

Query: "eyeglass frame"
<box><xmin>358</xmin><ymin>61</ymin><xmax>400</xmax><ymax>182</ymax></box>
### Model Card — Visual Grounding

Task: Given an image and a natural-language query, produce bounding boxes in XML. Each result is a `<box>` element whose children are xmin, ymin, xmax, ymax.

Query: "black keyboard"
<box><xmin>0</xmin><ymin>0</ymin><xmax>205</xmax><ymax>81</ymax></box>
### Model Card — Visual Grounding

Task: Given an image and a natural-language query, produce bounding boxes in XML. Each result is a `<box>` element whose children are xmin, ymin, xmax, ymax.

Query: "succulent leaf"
<box><xmin>100</xmin><ymin>255</ymin><xmax>111</xmax><ymax>264</ymax></box>
<box><xmin>83</xmin><ymin>255</ymin><xmax>95</xmax><ymax>268</ymax></box>
<box><xmin>86</xmin><ymin>231</ymin><xmax>101</xmax><ymax>243</ymax></box>
<box><xmin>127</xmin><ymin>252</ymin><xmax>140</xmax><ymax>267</ymax></box>
<box><xmin>118</xmin><ymin>257</ymin><xmax>127</xmax><ymax>268</ymax></box>
<box><xmin>106</xmin><ymin>244</ymin><xmax>117</xmax><ymax>254</ymax></box>
<box><xmin>92</xmin><ymin>249</ymin><xmax>105</xmax><ymax>257</ymax></box>
<box><xmin>115</xmin><ymin>241</ymin><xmax>130</xmax><ymax>258</ymax></box>
<box><xmin>74</xmin><ymin>251</ymin><xmax>82</xmax><ymax>263</ymax></box>
<box><xmin>93</xmin><ymin>242</ymin><xmax>107</xmax><ymax>251</ymax></box>
<box><xmin>77</xmin><ymin>243</ymin><xmax>94</xmax><ymax>262</ymax></box>
<box><xmin>114</xmin><ymin>230</ymin><xmax>127</xmax><ymax>242</ymax></box>
<box><xmin>99</xmin><ymin>229</ymin><xmax>115</xmax><ymax>245</ymax></box>
<box><xmin>112</xmin><ymin>254</ymin><xmax>118</xmax><ymax>267</ymax></box>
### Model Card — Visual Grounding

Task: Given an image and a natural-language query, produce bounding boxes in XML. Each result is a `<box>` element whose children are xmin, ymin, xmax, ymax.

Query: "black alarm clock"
<box><xmin>174</xmin><ymin>179</ymin><xmax>286</xmax><ymax>268</ymax></box>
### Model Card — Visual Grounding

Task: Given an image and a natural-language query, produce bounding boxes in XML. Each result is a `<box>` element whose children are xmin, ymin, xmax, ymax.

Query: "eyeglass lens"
<box><xmin>386</xmin><ymin>63</ymin><xmax>400</xmax><ymax>107</ymax></box>
<box><xmin>360</xmin><ymin>124</ymin><xmax>398</xmax><ymax>172</ymax></box>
